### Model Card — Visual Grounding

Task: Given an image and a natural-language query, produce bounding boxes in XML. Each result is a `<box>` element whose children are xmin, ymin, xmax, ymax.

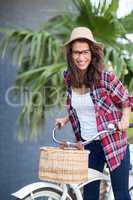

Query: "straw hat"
<box><xmin>64</xmin><ymin>27</ymin><xmax>101</xmax><ymax>47</ymax></box>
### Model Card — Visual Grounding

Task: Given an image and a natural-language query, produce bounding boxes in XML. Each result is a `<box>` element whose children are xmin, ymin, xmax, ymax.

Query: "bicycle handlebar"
<box><xmin>53</xmin><ymin>123</ymin><xmax>133</xmax><ymax>148</ymax></box>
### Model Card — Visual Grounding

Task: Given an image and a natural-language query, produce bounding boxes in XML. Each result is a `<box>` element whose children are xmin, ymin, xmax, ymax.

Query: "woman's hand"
<box><xmin>55</xmin><ymin>115</ymin><xmax>69</xmax><ymax>129</ymax></box>
<box><xmin>118</xmin><ymin>107</ymin><xmax>131</xmax><ymax>131</ymax></box>
<box><xmin>118</xmin><ymin>117</ymin><xmax>129</xmax><ymax>131</ymax></box>
<box><xmin>74</xmin><ymin>141</ymin><xmax>84</xmax><ymax>150</ymax></box>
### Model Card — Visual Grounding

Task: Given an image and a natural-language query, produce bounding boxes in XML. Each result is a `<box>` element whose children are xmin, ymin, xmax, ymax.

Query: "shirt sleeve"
<box><xmin>103</xmin><ymin>71</ymin><xmax>133</xmax><ymax>108</ymax></box>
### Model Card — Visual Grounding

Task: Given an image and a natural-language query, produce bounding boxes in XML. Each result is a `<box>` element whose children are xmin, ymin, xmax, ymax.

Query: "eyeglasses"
<box><xmin>72</xmin><ymin>49</ymin><xmax>91</xmax><ymax>58</ymax></box>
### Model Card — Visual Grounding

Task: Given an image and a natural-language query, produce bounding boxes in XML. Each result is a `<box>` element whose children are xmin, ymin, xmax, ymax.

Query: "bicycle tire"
<box><xmin>21</xmin><ymin>187</ymin><xmax>63</xmax><ymax>200</ymax></box>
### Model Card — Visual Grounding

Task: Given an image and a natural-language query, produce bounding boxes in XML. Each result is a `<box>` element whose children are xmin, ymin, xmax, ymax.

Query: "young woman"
<box><xmin>56</xmin><ymin>27</ymin><xmax>133</xmax><ymax>200</ymax></box>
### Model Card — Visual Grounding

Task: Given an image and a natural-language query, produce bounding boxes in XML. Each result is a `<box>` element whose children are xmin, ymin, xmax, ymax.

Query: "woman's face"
<box><xmin>71</xmin><ymin>41</ymin><xmax>92</xmax><ymax>73</ymax></box>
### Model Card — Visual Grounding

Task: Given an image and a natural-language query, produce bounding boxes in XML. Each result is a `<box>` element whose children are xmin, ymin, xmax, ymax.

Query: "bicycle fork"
<box><xmin>60</xmin><ymin>184</ymin><xmax>83</xmax><ymax>200</ymax></box>
<box><xmin>61</xmin><ymin>184</ymin><xmax>73</xmax><ymax>200</ymax></box>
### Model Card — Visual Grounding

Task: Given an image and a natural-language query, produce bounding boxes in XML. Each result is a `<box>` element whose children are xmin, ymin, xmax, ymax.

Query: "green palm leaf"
<box><xmin>120</xmin><ymin>11</ymin><xmax>133</xmax><ymax>33</ymax></box>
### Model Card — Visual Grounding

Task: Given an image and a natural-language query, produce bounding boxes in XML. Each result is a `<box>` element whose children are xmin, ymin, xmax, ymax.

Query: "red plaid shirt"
<box><xmin>64</xmin><ymin>69</ymin><xmax>133</xmax><ymax>171</ymax></box>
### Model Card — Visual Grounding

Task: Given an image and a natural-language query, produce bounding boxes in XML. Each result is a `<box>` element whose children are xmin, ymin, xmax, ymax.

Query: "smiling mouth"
<box><xmin>78</xmin><ymin>63</ymin><xmax>86</xmax><ymax>67</ymax></box>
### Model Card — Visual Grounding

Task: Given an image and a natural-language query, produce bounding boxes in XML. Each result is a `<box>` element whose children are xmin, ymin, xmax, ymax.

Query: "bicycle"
<box><xmin>12</xmin><ymin>123</ymin><xmax>133</xmax><ymax>200</ymax></box>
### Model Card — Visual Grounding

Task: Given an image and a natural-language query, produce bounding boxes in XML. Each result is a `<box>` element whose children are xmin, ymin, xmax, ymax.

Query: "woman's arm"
<box><xmin>103</xmin><ymin>71</ymin><xmax>132</xmax><ymax>131</ymax></box>
<box><xmin>103</xmin><ymin>71</ymin><xmax>131</xmax><ymax>108</ymax></box>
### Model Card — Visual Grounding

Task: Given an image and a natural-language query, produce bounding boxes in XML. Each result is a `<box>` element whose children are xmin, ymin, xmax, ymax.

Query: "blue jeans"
<box><xmin>83</xmin><ymin>140</ymin><xmax>131</xmax><ymax>200</ymax></box>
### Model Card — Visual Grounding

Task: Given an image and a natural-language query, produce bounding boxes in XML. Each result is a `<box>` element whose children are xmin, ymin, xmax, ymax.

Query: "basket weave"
<box><xmin>39</xmin><ymin>147</ymin><xmax>89</xmax><ymax>184</ymax></box>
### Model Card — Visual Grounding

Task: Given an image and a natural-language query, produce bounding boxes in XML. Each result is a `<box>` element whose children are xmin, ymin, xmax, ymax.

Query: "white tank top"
<box><xmin>71</xmin><ymin>89</ymin><xmax>98</xmax><ymax>140</ymax></box>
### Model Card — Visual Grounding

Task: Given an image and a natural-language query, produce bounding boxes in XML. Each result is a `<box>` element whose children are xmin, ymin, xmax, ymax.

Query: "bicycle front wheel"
<box><xmin>23</xmin><ymin>187</ymin><xmax>63</xmax><ymax>200</ymax></box>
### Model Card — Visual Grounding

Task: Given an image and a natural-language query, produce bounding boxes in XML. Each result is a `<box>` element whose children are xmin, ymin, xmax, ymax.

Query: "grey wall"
<box><xmin>0</xmin><ymin>0</ymin><xmax>69</xmax><ymax>28</ymax></box>
<box><xmin>0</xmin><ymin>1</ymin><xmax>74</xmax><ymax>199</ymax></box>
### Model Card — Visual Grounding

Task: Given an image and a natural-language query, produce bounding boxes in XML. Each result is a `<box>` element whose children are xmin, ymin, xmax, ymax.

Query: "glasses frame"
<box><xmin>72</xmin><ymin>49</ymin><xmax>91</xmax><ymax>58</ymax></box>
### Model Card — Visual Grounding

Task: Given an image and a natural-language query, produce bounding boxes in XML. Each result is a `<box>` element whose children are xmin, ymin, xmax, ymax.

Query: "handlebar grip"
<box><xmin>55</xmin><ymin>122</ymin><xmax>62</xmax><ymax>129</ymax></box>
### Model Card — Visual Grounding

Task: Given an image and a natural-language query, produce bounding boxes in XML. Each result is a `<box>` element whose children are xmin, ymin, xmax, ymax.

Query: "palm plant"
<box><xmin>0</xmin><ymin>0</ymin><xmax>133</xmax><ymax>140</ymax></box>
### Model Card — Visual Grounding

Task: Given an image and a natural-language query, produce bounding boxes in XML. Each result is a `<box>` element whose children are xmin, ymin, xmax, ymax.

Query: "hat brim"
<box><xmin>63</xmin><ymin>37</ymin><xmax>103</xmax><ymax>48</ymax></box>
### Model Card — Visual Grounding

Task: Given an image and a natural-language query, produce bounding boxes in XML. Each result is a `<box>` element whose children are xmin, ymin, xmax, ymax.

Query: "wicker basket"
<box><xmin>38</xmin><ymin>146</ymin><xmax>89</xmax><ymax>184</ymax></box>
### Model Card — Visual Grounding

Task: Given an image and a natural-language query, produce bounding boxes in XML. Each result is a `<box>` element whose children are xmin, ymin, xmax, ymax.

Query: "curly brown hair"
<box><xmin>66</xmin><ymin>38</ymin><xmax>105</xmax><ymax>88</ymax></box>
